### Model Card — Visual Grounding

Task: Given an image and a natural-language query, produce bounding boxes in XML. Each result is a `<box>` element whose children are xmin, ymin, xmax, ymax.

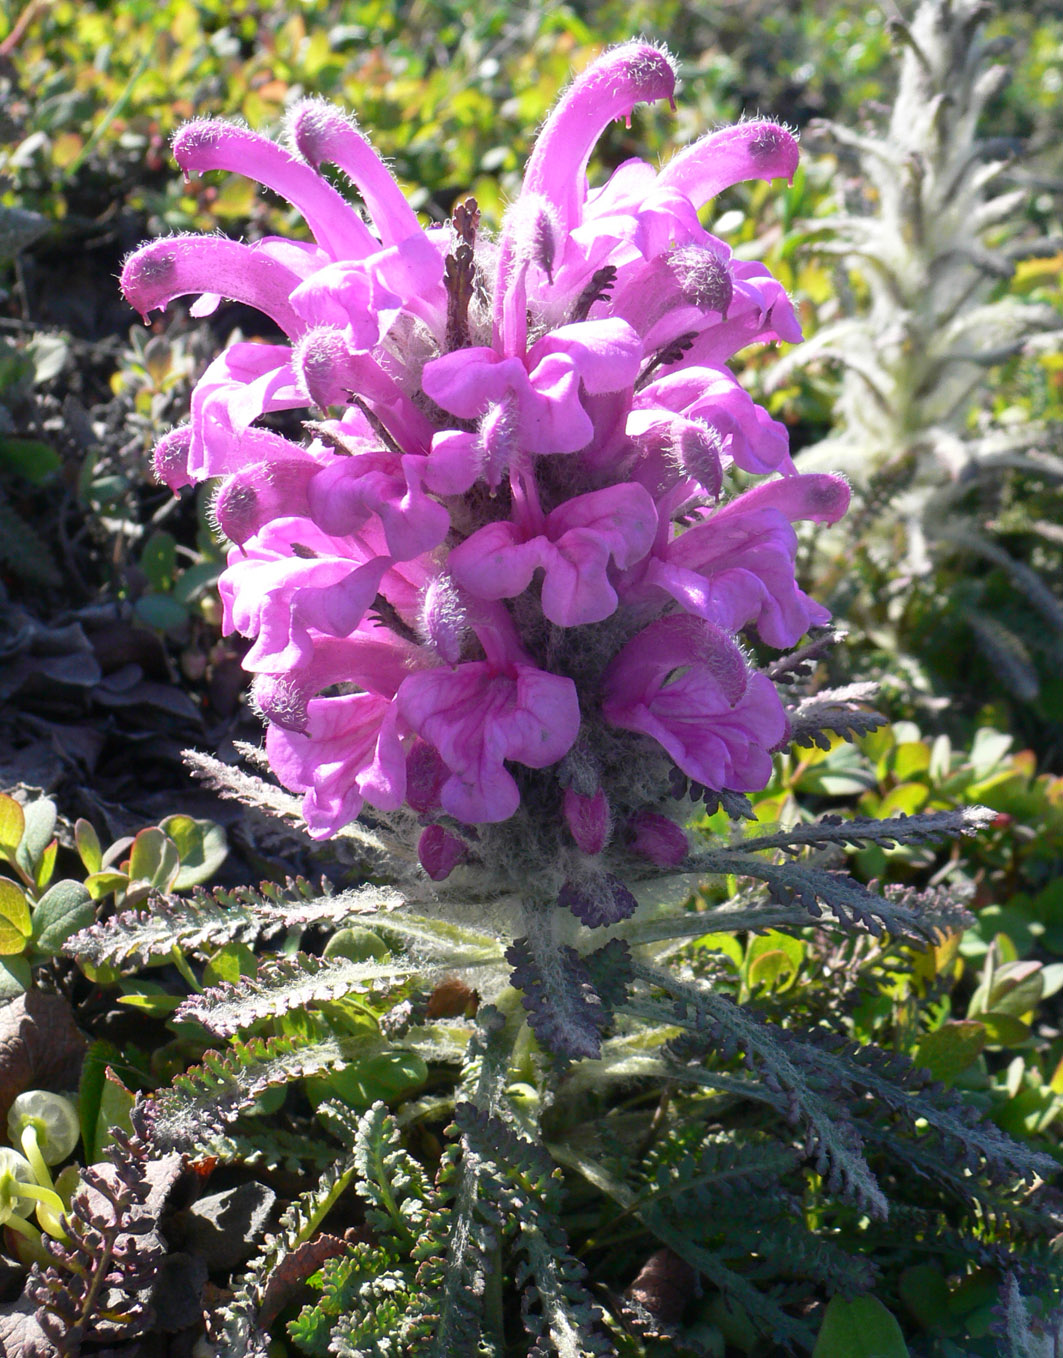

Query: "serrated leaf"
<box><xmin>65</xmin><ymin>877</ymin><xmax>401</xmax><ymax>972</ymax></box>
<box><xmin>146</xmin><ymin>1031</ymin><xmax>387</xmax><ymax>1151</ymax></box>
<box><xmin>31</xmin><ymin>879</ymin><xmax>93</xmax><ymax>959</ymax></box>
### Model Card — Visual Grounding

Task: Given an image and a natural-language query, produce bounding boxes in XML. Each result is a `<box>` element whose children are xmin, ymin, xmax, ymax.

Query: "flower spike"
<box><xmin>121</xmin><ymin>44</ymin><xmax>843</xmax><ymax>904</ymax></box>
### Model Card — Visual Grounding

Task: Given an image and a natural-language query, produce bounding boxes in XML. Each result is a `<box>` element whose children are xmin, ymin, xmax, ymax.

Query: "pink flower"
<box><xmin>267</xmin><ymin>692</ymin><xmax>406</xmax><ymax>837</ymax></box>
<box><xmin>122</xmin><ymin>40</ymin><xmax>837</xmax><ymax>897</ymax></box>
<box><xmin>397</xmin><ymin>660</ymin><xmax>580</xmax><ymax>823</ymax></box>
<box><xmin>601</xmin><ymin>615</ymin><xmax>789</xmax><ymax>791</ymax></box>
<box><xmin>449</xmin><ymin>483</ymin><xmax>657</xmax><ymax>626</ymax></box>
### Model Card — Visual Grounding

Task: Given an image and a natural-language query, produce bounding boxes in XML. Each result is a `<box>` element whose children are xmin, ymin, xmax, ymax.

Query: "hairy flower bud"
<box><xmin>563</xmin><ymin>787</ymin><xmax>611</xmax><ymax>855</ymax></box>
<box><xmin>629</xmin><ymin>811</ymin><xmax>688</xmax><ymax>867</ymax></box>
<box><xmin>152</xmin><ymin>425</ymin><xmax>194</xmax><ymax>491</ymax></box>
<box><xmin>420</xmin><ymin>574</ymin><xmax>468</xmax><ymax>666</ymax></box>
<box><xmin>418</xmin><ymin>824</ymin><xmax>467</xmax><ymax>881</ymax></box>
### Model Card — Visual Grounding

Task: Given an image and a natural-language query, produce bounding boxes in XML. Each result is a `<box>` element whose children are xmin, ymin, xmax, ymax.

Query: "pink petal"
<box><xmin>520</xmin><ymin>43</ymin><xmax>676</xmax><ymax>233</ymax></box>
<box><xmin>288</xmin><ymin>99</ymin><xmax>425</xmax><ymax>248</ymax></box>
<box><xmin>174</xmin><ymin>118</ymin><xmax>375</xmax><ymax>259</ymax></box>
<box><xmin>657</xmin><ymin>121</ymin><xmax>800</xmax><ymax>208</ymax></box>
<box><xmin>121</xmin><ymin>236</ymin><xmax>304</xmax><ymax>337</ymax></box>
<box><xmin>397</xmin><ymin>662</ymin><xmax>580</xmax><ymax>823</ymax></box>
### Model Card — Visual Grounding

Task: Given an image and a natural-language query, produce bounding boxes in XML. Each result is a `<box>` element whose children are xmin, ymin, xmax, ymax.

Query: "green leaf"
<box><xmin>0</xmin><ymin>205</ymin><xmax>47</xmax><ymax>260</ymax></box>
<box><xmin>745</xmin><ymin>929</ymin><xmax>806</xmax><ymax>994</ymax></box>
<box><xmin>203</xmin><ymin>941</ymin><xmax>258</xmax><ymax>987</ymax></box>
<box><xmin>140</xmin><ymin>530</ymin><xmax>177</xmax><ymax>591</ymax></box>
<box><xmin>133</xmin><ymin>592</ymin><xmax>189</xmax><ymax>633</ymax></box>
<box><xmin>26</xmin><ymin>333</ymin><xmax>69</xmax><ymax>384</ymax></box>
<box><xmin>898</xmin><ymin>1264</ymin><xmax>954</xmax><ymax>1332</ymax></box>
<box><xmin>968</xmin><ymin>728</ymin><xmax>1012</xmax><ymax>779</ymax></box>
<box><xmin>747</xmin><ymin>949</ymin><xmax>796</xmax><ymax>991</ymax></box>
<box><xmin>117</xmin><ymin>982</ymin><xmax>184</xmax><ymax>1018</ymax></box>
<box><xmin>31</xmin><ymin>880</ymin><xmax>94</xmax><ymax>959</ymax></box>
<box><xmin>813</xmin><ymin>1295</ymin><xmax>910</xmax><ymax>1357</ymax></box>
<box><xmin>172</xmin><ymin>558</ymin><xmax>221</xmax><ymax>604</ymax></box>
<box><xmin>912</xmin><ymin>1021</ymin><xmax>986</xmax><ymax>1085</ymax></box>
<box><xmin>694</xmin><ymin>931</ymin><xmax>744</xmax><ymax>970</ymax></box>
<box><xmin>0</xmin><ymin>878</ymin><xmax>31</xmax><ymax>954</ymax></box>
<box><xmin>127</xmin><ymin>827</ymin><xmax>181</xmax><ymax>893</ymax></box>
<box><xmin>978</xmin><ymin>1011</ymin><xmax>1031</xmax><ymax>1046</ymax></box>
<box><xmin>98</xmin><ymin>1067</ymin><xmax>136</xmax><ymax>1153</ymax></box>
<box><xmin>159</xmin><ymin>815</ymin><xmax>228</xmax><ymax>889</ymax></box>
<box><xmin>81</xmin><ymin>1053</ymin><xmax>137</xmax><ymax>1161</ymax></box>
<box><xmin>0</xmin><ymin>795</ymin><xmax>24</xmax><ymax>862</ymax></box>
<box><xmin>80</xmin><ymin>1039</ymin><xmax>121</xmax><ymax>1163</ymax></box>
<box><xmin>0</xmin><ymin>438</ymin><xmax>61</xmax><ymax>483</ymax></box>
<box><xmin>34</xmin><ymin>837</ymin><xmax>57</xmax><ymax>891</ymax></box>
<box><xmin>891</xmin><ymin>741</ymin><xmax>931</xmax><ymax>781</ymax></box>
<box><xmin>84</xmin><ymin>870</ymin><xmax>129</xmax><ymax>901</ymax></box>
<box><xmin>0</xmin><ymin>956</ymin><xmax>30</xmax><ymax>999</ymax></box>
<box><xmin>14</xmin><ymin>798</ymin><xmax>56</xmax><ymax>879</ymax></box>
<box><xmin>74</xmin><ymin>819</ymin><xmax>102</xmax><ymax>875</ymax></box>
<box><xmin>307</xmin><ymin>1051</ymin><xmax>429</xmax><ymax>1112</ymax></box>
<box><xmin>878</xmin><ymin>782</ymin><xmax>929</xmax><ymax>817</ymax></box>
<box><xmin>323</xmin><ymin>926</ymin><xmax>390</xmax><ymax>964</ymax></box>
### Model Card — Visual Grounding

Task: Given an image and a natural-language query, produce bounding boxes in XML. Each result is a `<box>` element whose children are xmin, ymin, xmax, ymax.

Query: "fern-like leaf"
<box><xmin>212</xmin><ymin>1154</ymin><xmax>358</xmax><ymax>1358</ymax></box>
<box><xmin>630</xmin><ymin>963</ymin><xmax>889</xmax><ymax>1219</ymax></box>
<box><xmin>175</xmin><ymin>951</ymin><xmax>475</xmax><ymax>1037</ymax></box>
<box><xmin>290</xmin><ymin>1243</ymin><xmax>412</xmax><ymax>1357</ymax></box>
<box><xmin>506</xmin><ymin>936</ymin><xmax>608</xmax><ymax>1062</ymax></box>
<box><xmin>65</xmin><ymin>878</ymin><xmax>404</xmax><ymax>972</ymax></box>
<box><xmin>346</xmin><ymin>1101</ymin><xmax>432</xmax><ymax>1247</ymax></box>
<box><xmin>787</xmin><ymin>682</ymin><xmax>888</xmax><ymax>749</ymax></box>
<box><xmin>28</xmin><ymin>1127</ymin><xmax>166</xmax><ymax>1353</ymax></box>
<box><xmin>143</xmin><ymin>1031</ymin><xmax>388</xmax><ymax>1152</ymax></box>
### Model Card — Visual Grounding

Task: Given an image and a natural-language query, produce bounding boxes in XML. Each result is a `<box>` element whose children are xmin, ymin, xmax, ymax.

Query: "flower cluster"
<box><xmin>121</xmin><ymin>42</ymin><xmax>848</xmax><ymax>923</ymax></box>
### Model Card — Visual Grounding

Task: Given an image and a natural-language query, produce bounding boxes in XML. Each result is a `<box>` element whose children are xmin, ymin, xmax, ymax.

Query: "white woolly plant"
<box><xmin>776</xmin><ymin>0</ymin><xmax>1063</xmax><ymax>699</ymax></box>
